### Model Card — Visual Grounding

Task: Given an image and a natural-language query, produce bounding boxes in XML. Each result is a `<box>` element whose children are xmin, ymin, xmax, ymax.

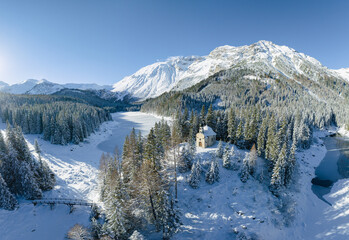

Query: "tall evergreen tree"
<box><xmin>216</xmin><ymin>141</ymin><xmax>224</xmax><ymax>158</ymax></box>
<box><xmin>249</xmin><ymin>144</ymin><xmax>257</xmax><ymax>175</ymax></box>
<box><xmin>206</xmin><ymin>104</ymin><xmax>215</xmax><ymax>129</ymax></box>
<box><xmin>227</xmin><ymin>108</ymin><xmax>237</xmax><ymax>144</ymax></box>
<box><xmin>205</xmin><ymin>158</ymin><xmax>219</xmax><ymax>184</ymax></box>
<box><xmin>257</xmin><ymin>117</ymin><xmax>268</xmax><ymax>157</ymax></box>
<box><xmin>270</xmin><ymin>143</ymin><xmax>288</xmax><ymax>191</ymax></box>
<box><xmin>0</xmin><ymin>173</ymin><xmax>18</xmax><ymax>210</ymax></box>
<box><xmin>240</xmin><ymin>153</ymin><xmax>249</xmax><ymax>183</ymax></box>
<box><xmin>222</xmin><ymin>144</ymin><xmax>232</xmax><ymax>169</ymax></box>
<box><xmin>188</xmin><ymin>160</ymin><xmax>201</xmax><ymax>189</ymax></box>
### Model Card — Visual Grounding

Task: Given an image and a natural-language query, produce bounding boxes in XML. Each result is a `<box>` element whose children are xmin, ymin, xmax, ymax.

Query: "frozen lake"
<box><xmin>312</xmin><ymin>135</ymin><xmax>349</xmax><ymax>204</ymax></box>
<box><xmin>97</xmin><ymin>111</ymin><xmax>169</xmax><ymax>154</ymax></box>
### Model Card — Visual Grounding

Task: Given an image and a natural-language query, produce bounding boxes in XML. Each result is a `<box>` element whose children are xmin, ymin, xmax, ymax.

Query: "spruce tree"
<box><xmin>257</xmin><ymin>117</ymin><xmax>268</xmax><ymax>157</ymax></box>
<box><xmin>236</xmin><ymin>120</ymin><xmax>244</xmax><ymax>148</ymax></box>
<box><xmin>285</xmin><ymin>141</ymin><xmax>296</xmax><ymax>185</ymax></box>
<box><xmin>178</xmin><ymin>147</ymin><xmax>193</xmax><ymax>173</ymax></box>
<box><xmin>205</xmin><ymin>158</ymin><xmax>219</xmax><ymax>184</ymax></box>
<box><xmin>0</xmin><ymin>173</ymin><xmax>18</xmax><ymax>210</ymax></box>
<box><xmin>230</xmin><ymin>146</ymin><xmax>240</xmax><ymax>171</ymax></box>
<box><xmin>103</xmin><ymin>170</ymin><xmax>128</xmax><ymax>239</ymax></box>
<box><xmin>222</xmin><ymin>144</ymin><xmax>232</xmax><ymax>169</ymax></box>
<box><xmin>248</xmin><ymin>144</ymin><xmax>257</xmax><ymax>175</ymax></box>
<box><xmin>188</xmin><ymin>161</ymin><xmax>201</xmax><ymax>189</ymax></box>
<box><xmin>240</xmin><ymin>153</ymin><xmax>249</xmax><ymax>183</ymax></box>
<box><xmin>270</xmin><ymin>143</ymin><xmax>287</xmax><ymax>191</ymax></box>
<box><xmin>206</xmin><ymin>104</ymin><xmax>215</xmax><ymax>129</ymax></box>
<box><xmin>227</xmin><ymin>108</ymin><xmax>236</xmax><ymax>144</ymax></box>
<box><xmin>216</xmin><ymin>141</ymin><xmax>224</xmax><ymax>158</ymax></box>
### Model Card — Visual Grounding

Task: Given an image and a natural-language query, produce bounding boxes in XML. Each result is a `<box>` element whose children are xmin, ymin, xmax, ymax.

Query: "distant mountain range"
<box><xmin>112</xmin><ymin>40</ymin><xmax>349</xmax><ymax>100</ymax></box>
<box><xmin>0</xmin><ymin>79</ymin><xmax>113</xmax><ymax>95</ymax></box>
<box><xmin>1</xmin><ymin>41</ymin><xmax>348</xmax><ymax>103</ymax></box>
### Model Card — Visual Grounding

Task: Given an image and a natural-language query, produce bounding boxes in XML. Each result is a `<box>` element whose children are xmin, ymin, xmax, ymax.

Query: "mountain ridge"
<box><xmin>112</xmin><ymin>40</ymin><xmax>349</xmax><ymax>100</ymax></box>
<box><xmin>0</xmin><ymin>79</ymin><xmax>113</xmax><ymax>95</ymax></box>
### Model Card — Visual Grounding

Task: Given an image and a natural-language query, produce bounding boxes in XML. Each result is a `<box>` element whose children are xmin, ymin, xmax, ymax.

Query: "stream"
<box><xmin>311</xmin><ymin>134</ymin><xmax>349</xmax><ymax>205</ymax></box>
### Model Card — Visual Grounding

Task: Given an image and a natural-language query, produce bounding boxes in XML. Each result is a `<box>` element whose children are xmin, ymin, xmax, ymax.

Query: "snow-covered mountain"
<box><xmin>333</xmin><ymin>68</ymin><xmax>349</xmax><ymax>81</ymax></box>
<box><xmin>0</xmin><ymin>81</ymin><xmax>9</xmax><ymax>91</ymax></box>
<box><xmin>2</xmin><ymin>79</ymin><xmax>42</xmax><ymax>94</ymax></box>
<box><xmin>112</xmin><ymin>40</ymin><xmax>348</xmax><ymax>100</ymax></box>
<box><xmin>0</xmin><ymin>79</ymin><xmax>113</xmax><ymax>95</ymax></box>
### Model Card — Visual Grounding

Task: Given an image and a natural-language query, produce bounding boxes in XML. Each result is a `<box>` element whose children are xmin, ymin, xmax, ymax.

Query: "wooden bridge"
<box><xmin>32</xmin><ymin>198</ymin><xmax>98</xmax><ymax>212</ymax></box>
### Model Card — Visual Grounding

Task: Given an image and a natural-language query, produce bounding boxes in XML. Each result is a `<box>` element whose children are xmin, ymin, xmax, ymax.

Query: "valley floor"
<box><xmin>0</xmin><ymin>113</ymin><xmax>348</xmax><ymax>239</ymax></box>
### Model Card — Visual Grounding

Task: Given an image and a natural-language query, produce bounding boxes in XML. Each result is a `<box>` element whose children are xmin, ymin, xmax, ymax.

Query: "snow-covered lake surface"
<box><xmin>297</xmin><ymin>131</ymin><xmax>349</xmax><ymax>240</ymax></box>
<box><xmin>312</xmin><ymin>135</ymin><xmax>349</xmax><ymax>203</ymax></box>
<box><xmin>0</xmin><ymin>111</ymin><xmax>166</xmax><ymax>240</ymax></box>
<box><xmin>97</xmin><ymin>112</ymin><xmax>169</xmax><ymax>153</ymax></box>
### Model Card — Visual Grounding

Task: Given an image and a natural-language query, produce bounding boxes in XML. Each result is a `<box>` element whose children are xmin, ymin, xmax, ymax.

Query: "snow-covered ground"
<box><xmin>173</xmin><ymin>130</ymin><xmax>349</xmax><ymax>240</ymax></box>
<box><xmin>174</xmin><ymin>143</ymin><xmax>287</xmax><ymax>240</ymax></box>
<box><xmin>0</xmin><ymin>112</ymin><xmax>165</xmax><ymax>240</ymax></box>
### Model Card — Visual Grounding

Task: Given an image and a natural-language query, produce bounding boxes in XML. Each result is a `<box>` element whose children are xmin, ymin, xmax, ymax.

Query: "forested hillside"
<box><xmin>0</xmin><ymin>93</ymin><xmax>112</xmax><ymax>145</ymax></box>
<box><xmin>52</xmin><ymin>89</ymin><xmax>139</xmax><ymax>112</ymax></box>
<box><xmin>141</xmin><ymin>68</ymin><xmax>348</xmax><ymax>128</ymax></box>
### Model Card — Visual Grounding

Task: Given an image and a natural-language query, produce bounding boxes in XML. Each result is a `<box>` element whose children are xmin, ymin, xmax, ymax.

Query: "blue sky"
<box><xmin>0</xmin><ymin>0</ymin><xmax>348</xmax><ymax>85</ymax></box>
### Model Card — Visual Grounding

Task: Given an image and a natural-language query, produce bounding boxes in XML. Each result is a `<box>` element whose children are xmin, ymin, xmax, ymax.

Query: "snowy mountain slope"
<box><xmin>26</xmin><ymin>80</ymin><xmax>65</xmax><ymax>95</ymax></box>
<box><xmin>112</xmin><ymin>56</ymin><xmax>204</xmax><ymax>100</ymax></box>
<box><xmin>0</xmin><ymin>79</ymin><xmax>113</xmax><ymax>95</ymax></box>
<box><xmin>333</xmin><ymin>68</ymin><xmax>349</xmax><ymax>82</ymax></box>
<box><xmin>2</xmin><ymin>79</ymin><xmax>41</xmax><ymax>94</ymax></box>
<box><xmin>112</xmin><ymin>40</ymin><xmax>347</xmax><ymax>100</ymax></box>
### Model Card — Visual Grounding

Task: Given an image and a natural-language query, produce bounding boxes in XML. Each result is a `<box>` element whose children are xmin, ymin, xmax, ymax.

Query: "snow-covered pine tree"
<box><xmin>236</xmin><ymin>120</ymin><xmax>244</xmax><ymax>148</ymax></box>
<box><xmin>240</xmin><ymin>153</ymin><xmax>249</xmax><ymax>183</ymax></box>
<box><xmin>285</xmin><ymin>141</ymin><xmax>297</xmax><ymax>185</ymax></box>
<box><xmin>205</xmin><ymin>158</ymin><xmax>219</xmax><ymax>184</ymax></box>
<box><xmin>270</xmin><ymin>143</ymin><xmax>288</xmax><ymax>191</ymax></box>
<box><xmin>19</xmin><ymin>160</ymin><xmax>43</xmax><ymax>199</ymax></box>
<box><xmin>257</xmin><ymin>117</ymin><xmax>268</xmax><ymax>157</ymax></box>
<box><xmin>221</xmin><ymin>111</ymin><xmax>229</xmax><ymax>141</ymax></box>
<box><xmin>103</xmin><ymin>160</ymin><xmax>129</xmax><ymax>239</ymax></box>
<box><xmin>265</xmin><ymin>115</ymin><xmax>279</xmax><ymax>169</ymax></box>
<box><xmin>215</xmin><ymin>117</ymin><xmax>223</xmax><ymax>140</ymax></box>
<box><xmin>222</xmin><ymin>144</ymin><xmax>231</xmax><ymax>169</ymax></box>
<box><xmin>227</xmin><ymin>108</ymin><xmax>236</xmax><ymax>144</ymax></box>
<box><xmin>0</xmin><ymin>131</ymin><xmax>7</xmax><ymax>155</ymax></box>
<box><xmin>0</xmin><ymin>173</ymin><xmax>18</xmax><ymax>210</ymax></box>
<box><xmin>230</xmin><ymin>146</ymin><xmax>240</xmax><ymax>171</ymax></box>
<box><xmin>248</xmin><ymin>144</ymin><xmax>257</xmax><ymax>175</ymax></box>
<box><xmin>206</xmin><ymin>104</ymin><xmax>216</xmax><ymax>130</ymax></box>
<box><xmin>178</xmin><ymin>147</ymin><xmax>193</xmax><ymax>173</ymax></box>
<box><xmin>216</xmin><ymin>140</ymin><xmax>224</xmax><ymax>158</ymax></box>
<box><xmin>138</xmin><ymin>129</ymin><xmax>170</xmax><ymax>229</ymax></box>
<box><xmin>188</xmin><ymin>160</ymin><xmax>201</xmax><ymax>188</ymax></box>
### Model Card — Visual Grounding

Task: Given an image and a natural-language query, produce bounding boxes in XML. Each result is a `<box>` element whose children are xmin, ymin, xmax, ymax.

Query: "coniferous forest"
<box><xmin>0</xmin><ymin>93</ymin><xmax>112</xmax><ymax>145</ymax></box>
<box><xmin>0</xmin><ymin>125</ymin><xmax>55</xmax><ymax>210</ymax></box>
